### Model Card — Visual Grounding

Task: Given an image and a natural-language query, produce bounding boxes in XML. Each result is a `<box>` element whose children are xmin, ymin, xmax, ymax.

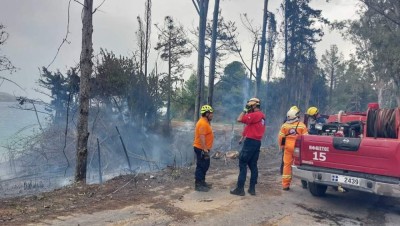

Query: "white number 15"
<box><xmin>312</xmin><ymin>152</ymin><xmax>326</xmax><ymax>161</ymax></box>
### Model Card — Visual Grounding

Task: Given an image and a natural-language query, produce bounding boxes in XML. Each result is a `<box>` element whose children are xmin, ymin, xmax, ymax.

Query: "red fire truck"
<box><xmin>292</xmin><ymin>103</ymin><xmax>400</xmax><ymax>197</ymax></box>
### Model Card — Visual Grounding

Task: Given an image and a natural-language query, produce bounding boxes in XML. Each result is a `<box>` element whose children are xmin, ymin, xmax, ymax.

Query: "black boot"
<box><xmin>195</xmin><ymin>180</ymin><xmax>209</xmax><ymax>192</ymax></box>
<box><xmin>248</xmin><ymin>184</ymin><xmax>256</xmax><ymax>196</ymax></box>
<box><xmin>230</xmin><ymin>187</ymin><xmax>245</xmax><ymax>196</ymax></box>
<box><xmin>202</xmin><ymin>180</ymin><xmax>212</xmax><ymax>189</ymax></box>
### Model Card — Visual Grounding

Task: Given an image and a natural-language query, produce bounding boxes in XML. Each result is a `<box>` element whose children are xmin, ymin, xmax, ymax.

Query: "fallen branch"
<box><xmin>108</xmin><ymin>167</ymin><xmax>141</xmax><ymax>195</ymax></box>
<box><xmin>115</xmin><ymin>126</ymin><xmax>131</xmax><ymax>171</ymax></box>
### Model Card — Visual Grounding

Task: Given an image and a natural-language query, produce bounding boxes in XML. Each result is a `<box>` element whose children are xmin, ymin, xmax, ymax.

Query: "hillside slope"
<box><xmin>0</xmin><ymin>92</ymin><xmax>16</xmax><ymax>102</ymax></box>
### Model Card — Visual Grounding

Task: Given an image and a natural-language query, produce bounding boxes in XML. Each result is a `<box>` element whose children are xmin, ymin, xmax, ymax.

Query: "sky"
<box><xmin>0</xmin><ymin>0</ymin><xmax>360</xmax><ymax>102</ymax></box>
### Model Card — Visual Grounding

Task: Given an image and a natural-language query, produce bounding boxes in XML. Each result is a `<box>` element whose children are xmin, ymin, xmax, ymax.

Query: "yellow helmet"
<box><xmin>200</xmin><ymin>105</ymin><xmax>214</xmax><ymax>114</ymax></box>
<box><xmin>306</xmin><ymin>107</ymin><xmax>319</xmax><ymax>116</ymax></box>
<box><xmin>247</xmin><ymin>97</ymin><xmax>260</xmax><ymax>107</ymax></box>
<box><xmin>290</xmin><ymin>106</ymin><xmax>299</xmax><ymax>112</ymax></box>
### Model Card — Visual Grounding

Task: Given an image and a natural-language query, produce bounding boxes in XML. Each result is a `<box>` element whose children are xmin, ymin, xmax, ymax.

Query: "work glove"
<box><xmin>239</xmin><ymin>136</ymin><xmax>244</xmax><ymax>145</ymax></box>
<box><xmin>202</xmin><ymin>150</ymin><xmax>210</xmax><ymax>160</ymax></box>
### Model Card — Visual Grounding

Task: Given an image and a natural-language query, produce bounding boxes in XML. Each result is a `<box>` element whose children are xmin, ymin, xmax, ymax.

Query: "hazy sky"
<box><xmin>0</xmin><ymin>0</ymin><xmax>360</xmax><ymax>101</ymax></box>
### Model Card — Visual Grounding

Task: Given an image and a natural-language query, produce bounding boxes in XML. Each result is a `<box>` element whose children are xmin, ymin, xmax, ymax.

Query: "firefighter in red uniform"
<box><xmin>230</xmin><ymin>98</ymin><xmax>266</xmax><ymax>196</ymax></box>
<box><xmin>278</xmin><ymin>107</ymin><xmax>308</xmax><ymax>190</ymax></box>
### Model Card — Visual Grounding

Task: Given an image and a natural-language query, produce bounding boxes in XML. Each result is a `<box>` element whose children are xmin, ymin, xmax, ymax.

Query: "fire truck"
<box><xmin>292</xmin><ymin>103</ymin><xmax>400</xmax><ymax>197</ymax></box>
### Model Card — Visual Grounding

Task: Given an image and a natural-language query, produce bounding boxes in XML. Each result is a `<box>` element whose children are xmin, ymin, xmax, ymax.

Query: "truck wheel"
<box><xmin>308</xmin><ymin>182</ymin><xmax>327</xmax><ymax>197</ymax></box>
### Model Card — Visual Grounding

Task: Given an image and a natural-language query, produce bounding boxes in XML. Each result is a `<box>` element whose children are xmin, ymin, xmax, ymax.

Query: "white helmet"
<box><xmin>287</xmin><ymin>108</ymin><xmax>300</xmax><ymax>120</ymax></box>
<box><xmin>247</xmin><ymin>97</ymin><xmax>260</xmax><ymax>107</ymax></box>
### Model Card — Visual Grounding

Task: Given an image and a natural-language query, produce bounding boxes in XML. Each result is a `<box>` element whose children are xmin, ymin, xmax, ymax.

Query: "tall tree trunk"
<box><xmin>375</xmin><ymin>77</ymin><xmax>384</xmax><ymax>107</ymax></box>
<box><xmin>255</xmin><ymin>0</ymin><xmax>269</xmax><ymax>97</ymax></box>
<box><xmin>137</xmin><ymin>17</ymin><xmax>144</xmax><ymax>75</ymax></box>
<box><xmin>266</xmin><ymin>37</ymin><xmax>272</xmax><ymax>83</ymax></box>
<box><xmin>140</xmin><ymin>0</ymin><xmax>151</xmax><ymax>129</ymax></box>
<box><xmin>194</xmin><ymin>0</ymin><xmax>209</xmax><ymax>122</ymax></box>
<box><xmin>304</xmin><ymin>55</ymin><xmax>313</xmax><ymax>109</ymax></box>
<box><xmin>284</xmin><ymin>0</ymin><xmax>288</xmax><ymax>79</ymax></box>
<box><xmin>250</xmin><ymin>36</ymin><xmax>257</xmax><ymax>80</ymax></box>
<box><xmin>293</xmin><ymin>63</ymin><xmax>299</xmax><ymax>106</ymax></box>
<box><xmin>329</xmin><ymin>67</ymin><xmax>334</xmax><ymax>109</ymax></box>
<box><xmin>207</xmin><ymin>0</ymin><xmax>219</xmax><ymax>106</ymax></box>
<box><xmin>289</xmin><ymin>20</ymin><xmax>296</xmax><ymax>104</ymax></box>
<box><xmin>254</xmin><ymin>40</ymin><xmax>260</xmax><ymax>97</ymax></box>
<box><xmin>75</xmin><ymin>0</ymin><xmax>93</xmax><ymax>183</ymax></box>
<box><xmin>154</xmin><ymin>62</ymin><xmax>159</xmax><ymax>127</ymax></box>
<box><xmin>265</xmin><ymin>35</ymin><xmax>272</xmax><ymax>113</ymax></box>
<box><xmin>167</xmin><ymin>34</ymin><xmax>172</xmax><ymax>133</ymax></box>
<box><xmin>283</xmin><ymin>0</ymin><xmax>289</xmax><ymax>108</ymax></box>
<box><xmin>144</xmin><ymin>0</ymin><xmax>151</xmax><ymax>78</ymax></box>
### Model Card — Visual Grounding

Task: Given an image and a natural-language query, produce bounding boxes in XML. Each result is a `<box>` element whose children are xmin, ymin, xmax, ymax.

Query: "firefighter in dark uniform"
<box><xmin>306</xmin><ymin>107</ymin><xmax>327</xmax><ymax>135</ymax></box>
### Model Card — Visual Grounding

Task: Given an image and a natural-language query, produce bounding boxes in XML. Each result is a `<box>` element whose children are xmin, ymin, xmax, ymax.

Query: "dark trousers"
<box><xmin>237</xmin><ymin>138</ymin><xmax>261</xmax><ymax>188</ymax></box>
<box><xmin>194</xmin><ymin>147</ymin><xmax>210</xmax><ymax>182</ymax></box>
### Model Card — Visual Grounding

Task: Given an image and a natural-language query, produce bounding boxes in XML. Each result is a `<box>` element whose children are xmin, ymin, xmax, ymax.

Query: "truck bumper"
<box><xmin>292</xmin><ymin>165</ymin><xmax>400</xmax><ymax>198</ymax></box>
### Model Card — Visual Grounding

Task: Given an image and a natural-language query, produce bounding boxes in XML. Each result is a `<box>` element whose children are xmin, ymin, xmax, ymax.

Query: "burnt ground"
<box><xmin>2</xmin><ymin>145</ymin><xmax>399</xmax><ymax>226</ymax></box>
<box><xmin>0</xmin><ymin>147</ymin><xmax>282</xmax><ymax>226</ymax></box>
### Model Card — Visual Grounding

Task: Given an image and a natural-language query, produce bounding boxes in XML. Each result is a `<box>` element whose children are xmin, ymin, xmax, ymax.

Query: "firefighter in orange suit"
<box><xmin>278</xmin><ymin>107</ymin><xmax>308</xmax><ymax>190</ymax></box>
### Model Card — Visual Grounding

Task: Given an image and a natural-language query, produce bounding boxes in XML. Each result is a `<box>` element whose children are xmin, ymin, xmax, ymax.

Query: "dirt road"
<box><xmin>30</xmin><ymin>155</ymin><xmax>400</xmax><ymax>225</ymax></box>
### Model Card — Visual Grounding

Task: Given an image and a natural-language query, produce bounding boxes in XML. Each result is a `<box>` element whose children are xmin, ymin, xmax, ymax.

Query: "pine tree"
<box><xmin>155</xmin><ymin>16</ymin><xmax>192</xmax><ymax>132</ymax></box>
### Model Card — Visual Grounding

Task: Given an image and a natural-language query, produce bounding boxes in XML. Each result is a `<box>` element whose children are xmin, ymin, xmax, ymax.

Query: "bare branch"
<box><xmin>33</xmin><ymin>103</ymin><xmax>43</xmax><ymax>130</ymax></box>
<box><xmin>15</xmin><ymin>97</ymin><xmax>45</xmax><ymax>131</ymax></box>
<box><xmin>192</xmin><ymin>0</ymin><xmax>200</xmax><ymax>15</ymax></box>
<box><xmin>47</xmin><ymin>0</ymin><xmax>72</xmax><ymax>68</ymax></box>
<box><xmin>0</xmin><ymin>76</ymin><xmax>25</xmax><ymax>91</ymax></box>
<box><xmin>224</xmin><ymin>23</ymin><xmax>255</xmax><ymax>78</ymax></box>
<box><xmin>93</xmin><ymin>0</ymin><xmax>106</xmax><ymax>14</ymax></box>
<box><xmin>240</xmin><ymin>13</ymin><xmax>260</xmax><ymax>35</ymax></box>
<box><xmin>10</xmin><ymin>105</ymin><xmax>52</xmax><ymax>116</ymax></box>
<box><xmin>73</xmin><ymin>0</ymin><xmax>85</xmax><ymax>8</ymax></box>
<box><xmin>360</xmin><ymin>0</ymin><xmax>400</xmax><ymax>26</ymax></box>
<box><xmin>33</xmin><ymin>88</ymin><xmax>52</xmax><ymax>98</ymax></box>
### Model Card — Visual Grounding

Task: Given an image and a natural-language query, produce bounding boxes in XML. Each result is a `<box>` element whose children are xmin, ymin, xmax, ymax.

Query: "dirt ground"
<box><xmin>0</xmin><ymin>147</ymin><xmax>282</xmax><ymax>226</ymax></box>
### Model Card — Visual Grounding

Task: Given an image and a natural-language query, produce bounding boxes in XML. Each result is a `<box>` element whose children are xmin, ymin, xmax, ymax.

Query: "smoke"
<box><xmin>0</xmin><ymin>93</ymin><xmax>282</xmax><ymax>199</ymax></box>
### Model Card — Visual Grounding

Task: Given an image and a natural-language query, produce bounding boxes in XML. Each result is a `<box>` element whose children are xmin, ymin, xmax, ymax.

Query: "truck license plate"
<box><xmin>331</xmin><ymin>175</ymin><xmax>360</xmax><ymax>186</ymax></box>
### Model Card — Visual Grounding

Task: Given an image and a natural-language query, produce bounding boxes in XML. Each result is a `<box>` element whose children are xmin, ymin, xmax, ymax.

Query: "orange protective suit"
<box><xmin>278</xmin><ymin>121</ymin><xmax>308</xmax><ymax>189</ymax></box>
